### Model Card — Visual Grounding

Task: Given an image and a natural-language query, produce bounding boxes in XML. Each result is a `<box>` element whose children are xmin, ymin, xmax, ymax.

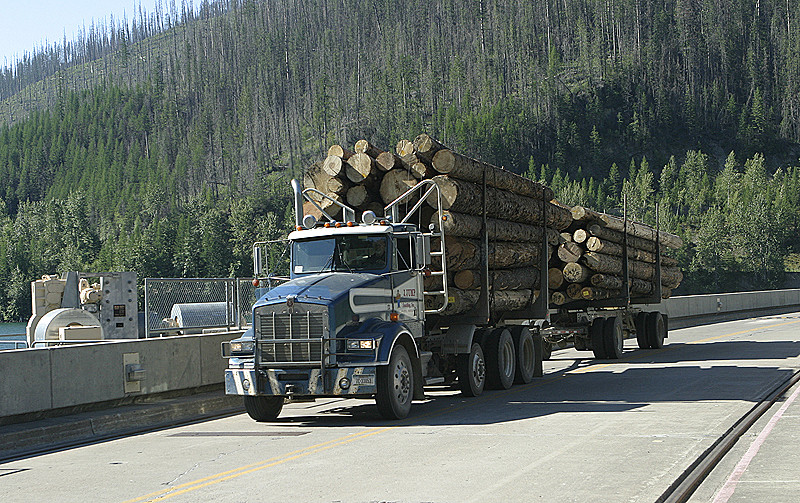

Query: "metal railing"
<box><xmin>143</xmin><ymin>278</ymin><xmax>262</xmax><ymax>338</ymax></box>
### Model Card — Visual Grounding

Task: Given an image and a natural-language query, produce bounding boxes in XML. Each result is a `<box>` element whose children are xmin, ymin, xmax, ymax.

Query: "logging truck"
<box><xmin>222</xmin><ymin>158</ymin><xmax>674</xmax><ymax>421</ymax></box>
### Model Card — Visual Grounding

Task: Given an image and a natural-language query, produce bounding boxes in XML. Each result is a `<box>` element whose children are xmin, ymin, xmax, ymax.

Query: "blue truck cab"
<box><xmin>224</xmin><ymin>179</ymin><xmax>444</xmax><ymax>420</ymax></box>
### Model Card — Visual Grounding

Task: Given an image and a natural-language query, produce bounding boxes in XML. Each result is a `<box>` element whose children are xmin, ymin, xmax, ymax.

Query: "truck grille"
<box><xmin>255</xmin><ymin>307</ymin><xmax>326</xmax><ymax>365</ymax></box>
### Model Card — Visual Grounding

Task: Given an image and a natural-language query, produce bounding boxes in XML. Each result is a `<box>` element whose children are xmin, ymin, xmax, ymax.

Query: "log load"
<box><xmin>345</xmin><ymin>152</ymin><xmax>377</xmax><ymax>184</ymax></box>
<box><xmin>572</xmin><ymin>205</ymin><xmax>683</xmax><ymax>249</ymax></box>
<box><xmin>432</xmin><ymin>210</ymin><xmax>558</xmax><ymax>244</ymax></box>
<box><xmin>563</xmin><ymin>262</ymin><xmax>591</xmax><ymax>283</ymax></box>
<box><xmin>302</xmin><ymin>135</ymin><xmax>684</xmax><ymax>315</ymax></box>
<box><xmin>442</xmin><ymin>237</ymin><xmax>550</xmax><ymax>270</ymax></box>
<box><xmin>431</xmin><ymin>149</ymin><xmax>555</xmax><ymax>201</ymax></box>
<box><xmin>354</xmin><ymin>139</ymin><xmax>382</xmax><ymax>158</ymax></box>
<box><xmin>453</xmin><ymin>268</ymin><xmax>540</xmax><ymax>290</ymax></box>
<box><xmin>327</xmin><ymin>144</ymin><xmax>353</xmax><ymax>159</ymax></box>
<box><xmin>379</xmin><ymin>168</ymin><xmax>418</xmax><ymax>204</ymax></box>
<box><xmin>432</xmin><ymin>288</ymin><xmax>538</xmax><ymax>316</ymax></box>
<box><xmin>582</xmin><ymin>251</ymin><xmax>683</xmax><ymax>288</ymax></box>
<box><xmin>429</xmin><ymin>175</ymin><xmax>572</xmax><ymax>230</ymax></box>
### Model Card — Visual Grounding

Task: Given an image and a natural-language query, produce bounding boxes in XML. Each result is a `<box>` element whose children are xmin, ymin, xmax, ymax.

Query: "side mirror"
<box><xmin>253</xmin><ymin>246</ymin><xmax>264</xmax><ymax>276</ymax></box>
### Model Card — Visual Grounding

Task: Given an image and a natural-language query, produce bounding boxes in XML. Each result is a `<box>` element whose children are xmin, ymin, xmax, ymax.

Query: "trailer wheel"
<box><xmin>590</xmin><ymin>317</ymin><xmax>607</xmax><ymax>359</ymax></box>
<box><xmin>635</xmin><ymin>312</ymin><xmax>650</xmax><ymax>349</ymax></box>
<box><xmin>646</xmin><ymin>312</ymin><xmax>666</xmax><ymax>349</ymax></box>
<box><xmin>243</xmin><ymin>396</ymin><xmax>284</xmax><ymax>422</ymax></box>
<box><xmin>457</xmin><ymin>343</ymin><xmax>486</xmax><ymax>397</ymax></box>
<box><xmin>603</xmin><ymin>317</ymin><xmax>624</xmax><ymax>359</ymax></box>
<box><xmin>485</xmin><ymin>328</ymin><xmax>516</xmax><ymax>389</ymax></box>
<box><xmin>510</xmin><ymin>326</ymin><xmax>536</xmax><ymax>384</ymax></box>
<box><xmin>376</xmin><ymin>344</ymin><xmax>413</xmax><ymax>419</ymax></box>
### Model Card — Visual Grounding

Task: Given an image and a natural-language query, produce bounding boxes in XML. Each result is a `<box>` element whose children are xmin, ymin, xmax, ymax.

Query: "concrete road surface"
<box><xmin>3</xmin><ymin>312</ymin><xmax>800</xmax><ymax>503</ymax></box>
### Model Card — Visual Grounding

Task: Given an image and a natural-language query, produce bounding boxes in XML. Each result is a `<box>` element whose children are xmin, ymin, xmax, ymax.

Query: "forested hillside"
<box><xmin>1</xmin><ymin>0</ymin><xmax>799</xmax><ymax>321</ymax></box>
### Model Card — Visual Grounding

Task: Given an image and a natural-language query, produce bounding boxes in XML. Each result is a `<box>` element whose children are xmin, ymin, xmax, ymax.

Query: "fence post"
<box><xmin>143</xmin><ymin>278</ymin><xmax>149</xmax><ymax>338</ymax></box>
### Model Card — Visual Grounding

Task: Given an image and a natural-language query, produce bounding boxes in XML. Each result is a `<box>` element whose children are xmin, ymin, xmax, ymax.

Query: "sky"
<box><xmin>0</xmin><ymin>0</ymin><xmax>161</xmax><ymax>67</ymax></box>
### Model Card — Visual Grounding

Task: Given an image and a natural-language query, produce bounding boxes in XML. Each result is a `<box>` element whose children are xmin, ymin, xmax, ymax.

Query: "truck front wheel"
<box><xmin>376</xmin><ymin>344</ymin><xmax>413</xmax><ymax>419</ymax></box>
<box><xmin>243</xmin><ymin>396</ymin><xmax>284</xmax><ymax>422</ymax></box>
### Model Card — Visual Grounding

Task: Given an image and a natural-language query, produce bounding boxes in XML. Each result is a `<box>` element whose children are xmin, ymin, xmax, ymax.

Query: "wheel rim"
<box><xmin>472</xmin><ymin>351</ymin><xmax>485</xmax><ymax>387</ymax></box>
<box><xmin>501</xmin><ymin>338</ymin><xmax>515</xmax><ymax>378</ymax></box>
<box><xmin>393</xmin><ymin>358</ymin><xmax>411</xmax><ymax>404</ymax></box>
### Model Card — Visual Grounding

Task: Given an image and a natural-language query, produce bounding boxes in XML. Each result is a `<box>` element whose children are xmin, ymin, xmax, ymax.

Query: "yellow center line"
<box><xmin>127</xmin><ymin>316</ymin><xmax>800</xmax><ymax>501</ymax></box>
<box><xmin>127</xmin><ymin>374</ymin><xmax>564</xmax><ymax>502</ymax></box>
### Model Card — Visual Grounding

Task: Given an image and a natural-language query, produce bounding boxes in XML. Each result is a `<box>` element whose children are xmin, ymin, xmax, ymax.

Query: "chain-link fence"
<box><xmin>143</xmin><ymin>278</ymin><xmax>237</xmax><ymax>337</ymax></box>
<box><xmin>143</xmin><ymin>277</ymin><xmax>295</xmax><ymax>338</ymax></box>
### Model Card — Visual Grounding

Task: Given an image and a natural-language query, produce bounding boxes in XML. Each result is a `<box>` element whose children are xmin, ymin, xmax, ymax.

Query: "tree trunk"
<box><xmin>345</xmin><ymin>152</ymin><xmax>376</xmax><ymax>183</ymax></box>
<box><xmin>587</xmin><ymin>224</ymin><xmax>657</xmax><ymax>253</ymax></box>
<box><xmin>346</xmin><ymin>184</ymin><xmax>372</xmax><ymax>208</ymax></box>
<box><xmin>557</xmin><ymin>241</ymin><xmax>583</xmax><ymax>263</ymax></box>
<box><xmin>580</xmin><ymin>286</ymin><xmax>619</xmax><ymax>301</ymax></box>
<box><xmin>550</xmin><ymin>291</ymin><xmax>568</xmax><ymax>305</ymax></box>
<box><xmin>438</xmin><ymin>289</ymin><xmax>536</xmax><ymax>316</ymax></box>
<box><xmin>326</xmin><ymin>176</ymin><xmax>350</xmax><ymax>195</ymax></box>
<box><xmin>563</xmin><ymin>262</ymin><xmax>590</xmax><ymax>283</ymax></box>
<box><xmin>565</xmin><ymin>283</ymin><xmax>583</xmax><ymax>300</ymax></box>
<box><xmin>586</xmin><ymin>236</ymin><xmax>657</xmax><ymax>263</ymax></box>
<box><xmin>443</xmin><ymin>237</ymin><xmax>548</xmax><ymax>270</ymax></box>
<box><xmin>410</xmin><ymin>160</ymin><xmax>433</xmax><ymax>179</ymax></box>
<box><xmin>432</xmin><ymin>210</ymin><xmax>558</xmax><ymax>244</ymax></box>
<box><xmin>453</xmin><ymin>267</ymin><xmax>541</xmax><ymax>290</ymax></box>
<box><xmin>379</xmin><ymin>168</ymin><xmax>418</xmax><ymax>204</ymax></box>
<box><xmin>590</xmin><ymin>273</ymin><xmax>624</xmax><ymax>290</ymax></box>
<box><xmin>396</xmin><ymin>139</ymin><xmax>414</xmax><ymax>157</ymax></box>
<box><xmin>431</xmin><ymin>149</ymin><xmax>555</xmax><ymax>201</ymax></box>
<box><xmin>548</xmin><ymin>267</ymin><xmax>564</xmax><ymax>288</ymax></box>
<box><xmin>376</xmin><ymin>151</ymin><xmax>400</xmax><ymax>172</ymax></box>
<box><xmin>354</xmin><ymin>139</ymin><xmax>382</xmax><ymax>158</ymax></box>
<box><xmin>327</xmin><ymin>144</ymin><xmax>353</xmax><ymax>159</ymax></box>
<box><xmin>323</xmin><ymin>155</ymin><xmax>348</xmax><ymax>177</ymax></box>
<box><xmin>582</xmin><ymin>251</ymin><xmax>683</xmax><ymax>287</ymax></box>
<box><xmin>413</xmin><ymin>133</ymin><xmax>446</xmax><ymax>160</ymax></box>
<box><xmin>429</xmin><ymin>175</ymin><xmax>572</xmax><ymax>230</ymax></box>
<box><xmin>573</xmin><ymin>228</ymin><xmax>588</xmax><ymax>243</ymax></box>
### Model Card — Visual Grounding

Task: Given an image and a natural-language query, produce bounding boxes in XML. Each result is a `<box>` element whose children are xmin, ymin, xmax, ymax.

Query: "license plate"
<box><xmin>352</xmin><ymin>374</ymin><xmax>375</xmax><ymax>386</ymax></box>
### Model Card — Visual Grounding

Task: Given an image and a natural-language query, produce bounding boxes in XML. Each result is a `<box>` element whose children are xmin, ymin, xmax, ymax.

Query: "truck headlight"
<box><xmin>347</xmin><ymin>339</ymin><xmax>375</xmax><ymax>350</ymax></box>
<box><xmin>230</xmin><ymin>340</ymin><xmax>255</xmax><ymax>355</ymax></box>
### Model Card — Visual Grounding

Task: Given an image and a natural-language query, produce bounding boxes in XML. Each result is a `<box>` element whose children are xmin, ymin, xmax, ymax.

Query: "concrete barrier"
<box><xmin>661</xmin><ymin>289</ymin><xmax>800</xmax><ymax>328</ymax></box>
<box><xmin>2</xmin><ymin>289</ymin><xmax>800</xmax><ymax>422</ymax></box>
<box><xmin>0</xmin><ymin>331</ymin><xmax>241</xmax><ymax>420</ymax></box>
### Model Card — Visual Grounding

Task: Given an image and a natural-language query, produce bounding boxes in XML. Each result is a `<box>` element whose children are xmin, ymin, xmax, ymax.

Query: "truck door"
<box><xmin>393</xmin><ymin>234</ymin><xmax>424</xmax><ymax>324</ymax></box>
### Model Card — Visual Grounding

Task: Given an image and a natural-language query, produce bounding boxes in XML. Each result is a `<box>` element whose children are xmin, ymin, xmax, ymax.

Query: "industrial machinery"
<box><xmin>26</xmin><ymin>272</ymin><xmax>138</xmax><ymax>346</ymax></box>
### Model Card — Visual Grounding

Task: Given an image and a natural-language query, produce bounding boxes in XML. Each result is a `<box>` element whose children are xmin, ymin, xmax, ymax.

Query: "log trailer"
<box><xmin>223</xmin><ymin>177</ymin><xmax>669</xmax><ymax>421</ymax></box>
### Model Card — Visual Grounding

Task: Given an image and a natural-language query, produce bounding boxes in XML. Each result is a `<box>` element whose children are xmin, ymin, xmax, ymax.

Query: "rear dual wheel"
<box><xmin>457</xmin><ymin>343</ymin><xmax>486</xmax><ymax>397</ymax></box>
<box><xmin>484</xmin><ymin>328</ymin><xmax>516</xmax><ymax>390</ymax></box>
<box><xmin>591</xmin><ymin>317</ymin><xmax>623</xmax><ymax>360</ymax></box>
<box><xmin>636</xmin><ymin>312</ymin><xmax>666</xmax><ymax>350</ymax></box>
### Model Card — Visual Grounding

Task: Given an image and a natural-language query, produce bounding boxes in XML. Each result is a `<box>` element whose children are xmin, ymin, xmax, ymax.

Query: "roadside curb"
<box><xmin>0</xmin><ymin>391</ymin><xmax>243</xmax><ymax>462</ymax></box>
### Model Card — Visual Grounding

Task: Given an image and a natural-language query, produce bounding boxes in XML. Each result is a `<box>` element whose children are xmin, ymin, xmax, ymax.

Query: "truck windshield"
<box><xmin>292</xmin><ymin>235</ymin><xmax>389</xmax><ymax>274</ymax></box>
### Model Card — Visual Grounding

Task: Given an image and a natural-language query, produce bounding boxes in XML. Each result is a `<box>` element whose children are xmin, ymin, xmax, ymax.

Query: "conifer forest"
<box><xmin>1</xmin><ymin>0</ymin><xmax>799</xmax><ymax>320</ymax></box>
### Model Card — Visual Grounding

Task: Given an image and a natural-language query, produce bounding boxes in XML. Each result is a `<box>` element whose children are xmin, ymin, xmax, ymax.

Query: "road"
<box><xmin>3</xmin><ymin>312</ymin><xmax>800</xmax><ymax>502</ymax></box>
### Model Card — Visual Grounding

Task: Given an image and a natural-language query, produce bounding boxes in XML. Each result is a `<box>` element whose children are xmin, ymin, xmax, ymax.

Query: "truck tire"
<box><xmin>485</xmin><ymin>328</ymin><xmax>516</xmax><ymax>390</ymax></box>
<box><xmin>376</xmin><ymin>344</ymin><xmax>414</xmax><ymax>419</ymax></box>
<box><xmin>510</xmin><ymin>326</ymin><xmax>536</xmax><ymax>384</ymax></box>
<box><xmin>603</xmin><ymin>316</ymin><xmax>624</xmax><ymax>359</ymax></box>
<box><xmin>457</xmin><ymin>343</ymin><xmax>486</xmax><ymax>397</ymax></box>
<box><xmin>243</xmin><ymin>396</ymin><xmax>284</xmax><ymax>422</ymax></box>
<box><xmin>541</xmin><ymin>341</ymin><xmax>553</xmax><ymax>360</ymax></box>
<box><xmin>646</xmin><ymin>312</ymin><xmax>666</xmax><ymax>349</ymax></box>
<box><xmin>590</xmin><ymin>317</ymin><xmax>607</xmax><ymax>359</ymax></box>
<box><xmin>635</xmin><ymin>312</ymin><xmax>650</xmax><ymax>349</ymax></box>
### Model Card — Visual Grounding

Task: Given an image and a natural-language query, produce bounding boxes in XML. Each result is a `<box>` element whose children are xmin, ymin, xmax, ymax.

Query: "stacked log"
<box><xmin>300</xmin><ymin>134</ymin><xmax>683</xmax><ymax>315</ymax></box>
<box><xmin>543</xmin><ymin>205</ymin><xmax>683</xmax><ymax>305</ymax></box>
